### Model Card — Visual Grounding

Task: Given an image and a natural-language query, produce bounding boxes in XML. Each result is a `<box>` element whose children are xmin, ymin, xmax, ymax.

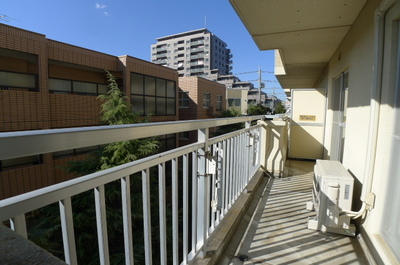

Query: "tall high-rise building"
<box><xmin>151</xmin><ymin>29</ymin><xmax>233</xmax><ymax>78</ymax></box>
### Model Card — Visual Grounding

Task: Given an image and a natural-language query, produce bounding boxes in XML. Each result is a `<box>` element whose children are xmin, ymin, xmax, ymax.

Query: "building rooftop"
<box><xmin>155</xmin><ymin>28</ymin><xmax>211</xmax><ymax>41</ymax></box>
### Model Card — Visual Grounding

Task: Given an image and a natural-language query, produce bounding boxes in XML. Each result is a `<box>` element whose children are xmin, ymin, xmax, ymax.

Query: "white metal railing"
<box><xmin>0</xmin><ymin>116</ymin><xmax>266</xmax><ymax>265</ymax></box>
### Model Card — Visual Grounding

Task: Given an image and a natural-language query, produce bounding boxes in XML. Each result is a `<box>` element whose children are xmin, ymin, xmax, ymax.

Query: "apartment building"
<box><xmin>151</xmin><ymin>28</ymin><xmax>233</xmax><ymax>78</ymax></box>
<box><xmin>178</xmin><ymin>76</ymin><xmax>226</xmax><ymax>145</ymax></box>
<box><xmin>0</xmin><ymin>24</ymin><xmax>179</xmax><ymax>198</ymax></box>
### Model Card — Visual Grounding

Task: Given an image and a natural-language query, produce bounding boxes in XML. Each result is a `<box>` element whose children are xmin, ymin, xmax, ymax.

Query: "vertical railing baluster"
<box><xmin>172</xmin><ymin>158</ymin><xmax>179</xmax><ymax>265</ymax></box>
<box><xmin>59</xmin><ymin>197</ymin><xmax>78</xmax><ymax>265</ymax></box>
<box><xmin>246</xmin><ymin>132</ymin><xmax>251</xmax><ymax>183</ymax></box>
<box><xmin>216</xmin><ymin>141</ymin><xmax>223</xmax><ymax>223</ymax></box>
<box><xmin>191</xmin><ymin>151</ymin><xmax>198</xmax><ymax>254</ymax></box>
<box><xmin>223</xmin><ymin>139</ymin><xmax>229</xmax><ymax>215</ymax></box>
<box><xmin>182</xmin><ymin>154</ymin><xmax>189</xmax><ymax>264</ymax></box>
<box><xmin>238</xmin><ymin>133</ymin><xmax>243</xmax><ymax>193</ymax></box>
<box><xmin>10</xmin><ymin>214</ymin><xmax>27</xmax><ymax>238</ymax></box>
<box><xmin>228</xmin><ymin>138</ymin><xmax>233</xmax><ymax>208</ymax></box>
<box><xmin>94</xmin><ymin>185</ymin><xmax>110</xmax><ymax>265</ymax></box>
<box><xmin>142</xmin><ymin>169</ymin><xmax>153</xmax><ymax>265</ymax></box>
<box><xmin>158</xmin><ymin>163</ymin><xmax>167</xmax><ymax>265</ymax></box>
<box><xmin>210</xmin><ymin>144</ymin><xmax>216</xmax><ymax>232</ymax></box>
<box><xmin>121</xmin><ymin>176</ymin><xmax>134</xmax><ymax>265</ymax></box>
<box><xmin>235</xmin><ymin>135</ymin><xmax>240</xmax><ymax>199</ymax></box>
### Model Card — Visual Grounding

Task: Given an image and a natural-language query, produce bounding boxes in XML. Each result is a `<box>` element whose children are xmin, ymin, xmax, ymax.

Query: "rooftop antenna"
<box><xmin>204</xmin><ymin>15</ymin><xmax>207</xmax><ymax>29</ymax></box>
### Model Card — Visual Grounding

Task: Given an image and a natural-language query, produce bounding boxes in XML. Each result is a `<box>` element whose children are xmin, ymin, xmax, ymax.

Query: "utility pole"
<box><xmin>258</xmin><ymin>66</ymin><xmax>262</xmax><ymax>105</ymax></box>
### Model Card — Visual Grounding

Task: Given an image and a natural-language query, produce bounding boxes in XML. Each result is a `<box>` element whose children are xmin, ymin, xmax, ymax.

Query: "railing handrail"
<box><xmin>0</xmin><ymin>124</ymin><xmax>263</xmax><ymax>221</ymax></box>
<box><xmin>0</xmin><ymin>116</ymin><xmax>265</xmax><ymax>160</ymax></box>
<box><xmin>0</xmin><ymin>116</ymin><xmax>269</xmax><ymax>264</ymax></box>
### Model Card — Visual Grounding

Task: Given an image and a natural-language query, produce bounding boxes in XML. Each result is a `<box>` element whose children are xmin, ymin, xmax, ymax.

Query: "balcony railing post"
<box><xmin>196</xmin><ymin>128</ymin><xmax>210</xmax><ymax>257</ymax></box>
<box><xmin>10</xmin><ymin>214</ymin><xmax>27</xmax><ymax>239</ymax></box>
<box><xmin>59</xmin><ymin>197</ymin><xmax>78</xmax><ymax>265</ymax></box>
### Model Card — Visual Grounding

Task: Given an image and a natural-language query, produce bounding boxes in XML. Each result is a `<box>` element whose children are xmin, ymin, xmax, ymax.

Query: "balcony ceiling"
<box><xmin>230</xmin><ymin>0</ymin><xmax>367</xmax><ymax>89</ymax></box>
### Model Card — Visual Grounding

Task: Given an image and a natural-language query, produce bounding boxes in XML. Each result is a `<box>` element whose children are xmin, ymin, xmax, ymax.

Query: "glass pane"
<box><xmin>98</xmin><ymin>84</ymin><xmax>108</xmax><ymax>95</ymax></box>
<box><xmin>167</xmin><ymin>81</ymin><xmax>176</xmax><ymax>97</ymax></box>
<box><xmin>131</xmin><ymin>73</ymin><xmax>143</xmax><ymax>94</ymax></box>
<box><xmin>166</xmin><ymin>98</ymin><xmax>176</xmax><ymax>115</ymax></box>
<box><xmin>0</xmin><ymin>72</ymin><xmax>36</xmax><ymax>88</ymax></box>
<box><xmin>167</xmin><ymin>138</ymin><xmax>176</xmax><ymax>150</ymax></box>
<box><xmin>156</xmin><ymin>79</ymin><xmax>166</xmax><ymax>97</ymax></box>
<box><xmin>145</xmin><ymin>76</ymin><xmax>156</xmax><ymax>96</ymax></box>
<box><xmin>156</xmin><ymin>97</ymin><xmax>166</xmax><ymax>115</ymax></box>
<box><xmin>49</xmin><ymin>79</ymin><xmax>71</xmax><ymax>92</ymax></box>
<box><xmin>132</xmin><ymin>95</ymin><xmax>144</xmax><ymax>114</ymax></box>
<box><xmin>73</xmin><ymin>81</ymin><xmax>97</xmax><ymax>94</ymax></box>
<box><xmin>145</xmin><ymin>96</ymin><xmax>156</xmax><ymax>115</ymax></box>
<box><xmin>2</xmin><ymin>155</ymin><xmax>40</xmax><ymax>168</ymax></box>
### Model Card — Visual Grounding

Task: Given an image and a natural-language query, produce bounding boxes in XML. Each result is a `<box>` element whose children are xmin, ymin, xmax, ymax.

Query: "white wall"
<box><xmin>315</xmin><ymin>1</ymin><xmax>400</xmax><ymax>263</ymax></box>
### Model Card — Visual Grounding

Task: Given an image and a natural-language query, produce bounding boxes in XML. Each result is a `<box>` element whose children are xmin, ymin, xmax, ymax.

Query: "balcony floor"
<box><xmin>225</xmin><ymin>160</ymin><xmax>374</xmax><ymax>265</ymax></box>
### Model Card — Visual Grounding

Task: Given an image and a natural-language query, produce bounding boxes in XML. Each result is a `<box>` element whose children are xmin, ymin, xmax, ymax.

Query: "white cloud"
<box><xmin>103</xmin><ymin>12</ymin><xmax>108</xmax><ymax>16</ymax></box>
<box><xmin>95</xmin><ymin>3</ymin><xmax>106</xmax><ymax>9</ymax></box>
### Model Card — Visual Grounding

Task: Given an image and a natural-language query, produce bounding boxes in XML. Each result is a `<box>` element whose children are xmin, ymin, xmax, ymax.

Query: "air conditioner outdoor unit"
<box><xmin>306</xmin><ymin>159</ymin><xmax>356</xmax><ymax>236</ymax></box>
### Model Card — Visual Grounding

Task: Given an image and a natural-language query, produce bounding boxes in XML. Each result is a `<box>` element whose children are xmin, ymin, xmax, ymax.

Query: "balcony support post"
<box><xmin>196</xmin><ymin>128</ymin><xmax>210</xmax><ymax>258</ymax></box>
<box><xmin>258</xmin><ymin>120</ymin><xmax>288</xmax><ymax>177</ymax></box>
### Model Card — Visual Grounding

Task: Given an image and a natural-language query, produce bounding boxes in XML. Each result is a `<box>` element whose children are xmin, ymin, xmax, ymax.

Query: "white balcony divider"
<box><xmin>0</xmin><ymin>116</ymin><xmax>265</xmax><ymax>265</ymax></box>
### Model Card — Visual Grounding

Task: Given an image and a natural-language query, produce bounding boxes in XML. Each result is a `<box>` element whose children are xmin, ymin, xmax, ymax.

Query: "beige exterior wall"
<box><xmin>227</xmin><ymin>89</ymin><xmax>248</xmax><ymax>114</ymax></box>
<box><xmin>313</xmin><ymin>1</ymin><xmax>400</xmax><ymax>263</ymax></box>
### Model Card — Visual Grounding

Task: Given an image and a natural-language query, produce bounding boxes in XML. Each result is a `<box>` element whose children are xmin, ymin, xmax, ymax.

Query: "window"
<box><xmin>130</xmin><ymin>73</ymin><xmax>176</xmax><ymax>116</ymax></box>
<box><xmin>49</xmin><ymin>78</ymin><xmax>108</xmax><ymax>96</ymax></box>
<box><xmin>0</xmin><ymin>71</ymin><xmax>37</xmax><ymax>91</ymax></box>
<box><xmin>331</xmin><ymin>72</ymin><xmax>349</xmax><ymax>162</ymax></box>
<box><xmin>203</xmin><ymin>92</ymin><xmax>210</xmax><ymax>108</ymax></box>
<box><xmin>179</xmin><ymin>91</ymin><xmax>190</xmax><ymax>108</ymax></box>
<box><xmin>216</xmin><ymin>94</ymin><xmax>223</xmax><ymax>110</ymax></box>
<box><xmin>53</xmin><ymin>146</ymin><xmax>100</xmax><ymax>159</ymax></box>
<box><xmin>228</xmin><ymin>98</ymin><xmax>241</xmax><ymax>107</ymax></box>
<box><xmin>0</xmin><ymin>155</ymin><xmax>43</xmax><ymax>171</ymax></box>
<box><xmin>179</xmin><ymin>131</ymin><xmax>190</xmax><ymax>140</ymax></box>
<box><xmin>159</xmin><ymin>134</ymin><xmax>176</xmax><ymax>152</ymax></box>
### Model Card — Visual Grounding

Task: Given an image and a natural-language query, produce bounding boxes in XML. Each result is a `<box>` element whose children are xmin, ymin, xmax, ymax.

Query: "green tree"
<box><xmin>247</xmin><ymin>103</ymin><xmax>271</xmax><ymax>115</ymax></box>
<box><xmin>216</xmin><ymin>108</ymin><xmax>244</xmax><ymax>135</ymax></box>
<box><xmin>275</xmin><ymin>101</ymin><xmax>286</xmax><ymax>114</ymax></box>
<box><xmin>29</xmin><ymin>70</ymin><xmax>161</xmax><ymax>265</ymax></box>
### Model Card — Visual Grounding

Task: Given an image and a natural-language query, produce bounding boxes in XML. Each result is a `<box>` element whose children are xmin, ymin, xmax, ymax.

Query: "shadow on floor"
<box><xmin>224</xmin><ymin>160</ymin><xmax>373</xmax><ymax>265</ymax></box>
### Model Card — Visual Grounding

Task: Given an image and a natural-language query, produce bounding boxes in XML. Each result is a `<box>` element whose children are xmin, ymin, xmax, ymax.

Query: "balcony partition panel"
<box><xmin>0</xmin><ymin>116</ymin><xmax>265</xmax><ymax>265</ymax></box>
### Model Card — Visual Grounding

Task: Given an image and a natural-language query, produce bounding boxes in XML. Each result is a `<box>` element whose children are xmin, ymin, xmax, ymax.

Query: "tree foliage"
<box><xmin>275</xmin><ymin>101</ymin><xmax>287</xmax><ymax>114</ymax></box>
<box><xmin>28</xmin><ymin>70</ymin><xmax>163</xmax><ymax>264</ymax></box>
<box><xmin>247</xmin><ymin>104</ymin><xmax>271</xmax><ymax>115</ymax></box>
<box><xmin>216</xmin><ymin>108</ymin><xmax>244</xmax><ymax>135</ymax></box>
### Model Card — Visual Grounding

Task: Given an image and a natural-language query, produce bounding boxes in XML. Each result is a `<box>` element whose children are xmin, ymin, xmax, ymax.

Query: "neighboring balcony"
<box><xmin>0</xmin><ymin>117</ymin><xmax>372</xmax><ymax>265</ymax></box>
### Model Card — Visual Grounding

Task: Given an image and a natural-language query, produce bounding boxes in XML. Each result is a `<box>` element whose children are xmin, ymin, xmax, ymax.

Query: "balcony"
<box><xmin>190</xmin><ymin>68</ymin><xmax>205</xmax><ymax>73</ymax></box>
<box><xmin>190</xmin><ymin>40</ymin><xmax>205</xmax><ymax>46</ymax></box>
<box><xmin>190</xmin><ymin>53</ymin><xmax>205</xmax><ymax>59</ymax></box>
<box><xmin>0</xmin><ymin>117</ymin><xmax>372</xmax><ymax>264</ymax></box>
<box><xmin>190</xmin><ymin>47</ymin><xmax>205</xmax><ymax>53</ymax></box>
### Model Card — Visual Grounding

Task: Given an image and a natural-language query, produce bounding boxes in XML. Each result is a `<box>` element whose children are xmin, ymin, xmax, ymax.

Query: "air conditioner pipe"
<box><xmin>350</xmin><ymin>0</ymin><xmax>397</xmax><ymax>220</ymax></box>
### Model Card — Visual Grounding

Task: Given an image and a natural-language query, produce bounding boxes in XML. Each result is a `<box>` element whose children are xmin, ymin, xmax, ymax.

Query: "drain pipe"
<box><xmin>344</xmin><ymin>0</ymin><xmax>397</xmax><ymax>219</ymax></box>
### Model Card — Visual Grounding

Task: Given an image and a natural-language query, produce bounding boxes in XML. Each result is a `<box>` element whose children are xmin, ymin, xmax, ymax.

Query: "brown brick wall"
<box><xmin>0</xmin><ymin>90</ymin><xmax>47</xmax><ymax>132</ymax></box>
<box><xmin>179</xmin><ymin>76</ymin><xmax>226</xmax><ymax>121</ymax></box>
<box><xmin>0</xmin><ymin>24</ymin><xmax>179</xmax><ymax>198</ymax></box>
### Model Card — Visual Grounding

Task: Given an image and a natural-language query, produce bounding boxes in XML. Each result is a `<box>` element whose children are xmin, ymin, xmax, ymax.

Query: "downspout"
<box><xmin>344</xmin><ymin>0</ymin><xmax>397</xmax><ymax>219</ymax></box>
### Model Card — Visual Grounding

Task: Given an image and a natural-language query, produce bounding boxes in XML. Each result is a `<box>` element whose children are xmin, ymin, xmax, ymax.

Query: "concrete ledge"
<box><xmin>190</xmin><ymin>169</ymin><xmax>266</xmax><ymax>265</ymax></box>
<box><xmin>0</xmin><ymin>224</ymin><xmax>67</xmax><ymax>265</ymax></box>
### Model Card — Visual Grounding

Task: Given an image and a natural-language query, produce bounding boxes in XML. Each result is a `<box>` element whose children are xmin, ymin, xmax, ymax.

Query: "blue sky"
<box><xmin>1</xmin><ymin>0</ymin><xmax>286</xmax><ymax>99</ymax></box>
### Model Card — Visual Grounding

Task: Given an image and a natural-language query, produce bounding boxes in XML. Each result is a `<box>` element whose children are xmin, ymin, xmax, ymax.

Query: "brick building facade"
<box><xmin>178</xmin><ymin>76</ymin><xmax>226</xmax><ymax>145</ymax></box>
<box><xmin>0</xmin><ymin>24</ymin><xmax>179</xmax><ymax>198</ymax></box>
